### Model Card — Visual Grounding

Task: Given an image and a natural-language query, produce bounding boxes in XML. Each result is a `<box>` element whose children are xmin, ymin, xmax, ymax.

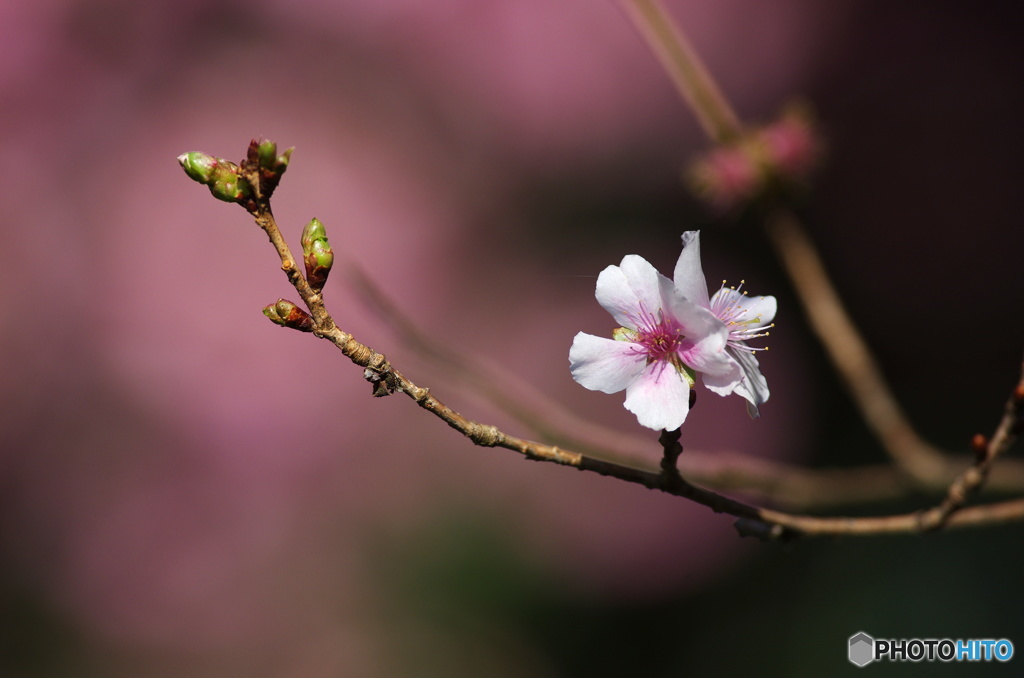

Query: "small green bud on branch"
<box><xmin>300</xmin><ymin>217</ymin><xmax>334</xmax><ymax>292</ymax></box>
<box><xmin>177</xmin><ymin>152</ymin><xmax>253</xmax><ymax>203</ymax></box>
<box><xmin>262</xmin><ymin>299</ymin><xmax>314</xmax><ymax>332</ymax></box>
<box><xmin>300</xmin><ymin>216</ymin><xmax>328</xmax><ymax>250</ymax></box>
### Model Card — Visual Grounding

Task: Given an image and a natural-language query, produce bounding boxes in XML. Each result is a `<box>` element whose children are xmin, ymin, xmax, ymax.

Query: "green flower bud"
<box><xmin>257</xmin><ymin>139</ymin><xmax>277</xmax><ymax>169</ymax></box>
<box><xmin>309</xmin><ymin>238</ymin><xmax>334</xmax><ymax>267</ymax></box>
<box><xmin>262</xmin><ymin>303</ymin><xmax>286</xmax><ymax>326</ymax></box>
<box><xmin>300</xmin><ymin>217</ymin><xmax>328</xmax><ymax>251</ymax></box>
<box><xmin>263</xmin><ymin>299</ymin><xmax>314</xmax><ymax>332</ymax></box>
<box><xmin>178</xmin><ymin>152</ymin><xmax>252</xmax><ymax>203</ymax></box>
<box><xmin>300</xmin><ymin>218</ymin><xmax>333</xmax><ymax>291</ymax></box>
<box><xmin>178</xmin><ymin>152</ymin><xmax>218</xmax><ymax>183</ymax></box>
<box><xmin>209</xmin><ymin>169</ymin><xmax>252</xmax><ymax>203</ymax></box>
<box><xmin>305</xmin><ymin>239</ymin><xmax>334</xmax><ymax>291</ymax></box>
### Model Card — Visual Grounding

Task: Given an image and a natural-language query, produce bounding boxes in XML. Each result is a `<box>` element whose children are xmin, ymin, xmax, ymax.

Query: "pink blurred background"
<box><xmin>3</xmin><ymin>0</ymin><xmax>1023</xmax><ymax>675</ymax></box>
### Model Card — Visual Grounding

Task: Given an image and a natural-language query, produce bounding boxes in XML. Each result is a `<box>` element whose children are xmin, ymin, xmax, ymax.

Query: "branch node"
<box><xmin>468</xmin><ymin>423</ymin><xmax>502</xmax><ymax>447</ymax></box>
<box><xmin>363</xmin><ymin>365</ymin><xmax>398</xmax><ymax>397</ymax></box>
<box><xmin>347</xmin><ymin>342</ymin><xmax>373</xmax><ymax>366</ymax></box>
<box><xmin>916</xmin><ymin>510</ymin><xmax>944</xmax><ymax>532</ymax></box>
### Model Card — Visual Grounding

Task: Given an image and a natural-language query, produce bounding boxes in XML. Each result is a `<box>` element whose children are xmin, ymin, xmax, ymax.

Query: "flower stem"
<box><xmin>659</xmin><ymin>427</ymin><xmax>684</xmax><ymax>489</ymax></box>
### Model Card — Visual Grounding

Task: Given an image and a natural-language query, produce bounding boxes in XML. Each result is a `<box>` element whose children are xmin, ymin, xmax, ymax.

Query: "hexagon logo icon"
<box><xmin>849</xmin><ymin>632</ymin><xmax>875</xmax><ymax>667</ymax></box>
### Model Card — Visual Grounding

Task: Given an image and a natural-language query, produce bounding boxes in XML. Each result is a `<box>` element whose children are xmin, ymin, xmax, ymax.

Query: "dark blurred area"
<box><xmin>2</xmin><ymin>0</ymin><xmax>1022</xmax><ymax>675</ymax></box>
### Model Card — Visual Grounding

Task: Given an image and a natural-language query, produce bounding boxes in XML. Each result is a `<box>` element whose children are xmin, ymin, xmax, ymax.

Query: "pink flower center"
<box><xmin>634</xmin><ymin>306</ymin><xmax>684</xmax><ymax>364</ymax></box>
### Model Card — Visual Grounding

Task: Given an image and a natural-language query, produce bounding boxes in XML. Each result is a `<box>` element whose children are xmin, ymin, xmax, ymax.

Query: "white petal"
<box><xmin>729</xmin><ymin>348</ymin><xmax>770</xmax><ymax>418</ymax></box>
<box><xmin>623</xmin><ymin>362</ymin><xmax>692</xmax><ymax>431</ymax></box>
<box><xmin>662</xmin><ymin>284</ymin><xmax>727</xmax><ymax>342</ymax></box>
<box><xmin>711</xmin><ymin>288</ymin><xmax>777</xmax><ymax>328</ymax></box>
<box><xmin>701</xmin><ymin>359</ymin><xmax>742</xmax><ymax>396</ymax></box>
<box><xmin>673</xmin><ymin>231</ymin><xmax>710</xmax><ymax>308</ymax></box>
<box><xmin>569</xmin><ymin>332</ymin><xmax>647</xmax><ymax>394</ymax></box>
<box><xmin>682</xmin><ymin>331</ymin><xmax>737</xmax><ymax>379</ymax></box>
<box><xmin>594</xmin><ymin>255</ymin><xmax>666</xmax><ymax>328</ymax></box>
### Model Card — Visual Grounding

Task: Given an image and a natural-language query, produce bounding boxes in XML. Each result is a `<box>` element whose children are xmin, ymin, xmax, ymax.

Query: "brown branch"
<box><xmin>344</xmin><ymin>258</ymin><xmax>1024</xmax><ymax>509</ymax></box>
<box><xmin>344</xmin><ymin>259</ymin><xmax>907</xmax><ymax>509</ymax></box>
<box><xmin>231</xmin><ymin>162</ymin><xmax>1024</xmax><ymax>540</ymax></box>
<box><xmin>916</xmin><ymin>359</ymin><xmax>1024</xmax><ymax>530</ymax></box>
<box><xmin>752</xmin><ymin>497</ymin><xmax>1024</xmax><ymax>538</ymax></box>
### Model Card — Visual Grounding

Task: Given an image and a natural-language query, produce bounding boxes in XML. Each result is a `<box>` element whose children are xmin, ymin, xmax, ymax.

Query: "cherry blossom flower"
<box><xmin>569</xmin><ymin>231</ymin><xmax>774</xmax><ymax>430</ymax></box>
<box><xmin>674</xmin><ymin>231</ymin><xmax>775</xmax><ymax>418</ymax></box>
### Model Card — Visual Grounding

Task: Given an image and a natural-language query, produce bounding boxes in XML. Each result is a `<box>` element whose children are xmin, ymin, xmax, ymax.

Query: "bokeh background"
<box><xmin>3</xmin><ymin>0</ymin><xmax>1023</xmax><ymax>675</ymax></box>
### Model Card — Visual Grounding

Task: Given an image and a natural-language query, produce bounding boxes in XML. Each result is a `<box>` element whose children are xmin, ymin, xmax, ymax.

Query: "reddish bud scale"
<box><xmin>306</xmin><ymin>257</ymin><xmax>329</xmax><ymax>291</ymax></box>
<box><xmin>263</xmin><ymin>299</ymin><xmax>313</xmax><ymax>332</ymax></box>
<box><xmin>245</xmin><ymin>138</ymin><xmax>293</xmax><ymax>200</ymax></box>
<box><xmin>1014</xmin><ymin>383</ymin><xmax>1024</xmax><ymax>403</ymax></box>
<box><xmin>971</xmin><ymin>433</ymin><xmax>989</xmax><ymax>462</ymax></box>
<box><xmin>279</xmin><ymin>301</ymin><xmax>314</xmax><ymax>332</ymax></box>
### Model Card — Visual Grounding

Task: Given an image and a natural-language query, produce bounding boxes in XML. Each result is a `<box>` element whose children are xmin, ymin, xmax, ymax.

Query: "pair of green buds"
<box><xmin>299</xmin><ymin>217</ymin><xmax>334</xmax><ymax>292</ymax></box>
<box><xmin>177</xmin><ymin>139</ymin><xmax>293</xmax><ymax>204</ymax></box>
<box><xmin>262</xmin><ymin>218</ymin><xmax>335</xmax><ymax>332</ymax></box>
<box><xmin>262</xmin><ymin>219</ymin><xmax>333</xmax><ymax>333</ymax></box>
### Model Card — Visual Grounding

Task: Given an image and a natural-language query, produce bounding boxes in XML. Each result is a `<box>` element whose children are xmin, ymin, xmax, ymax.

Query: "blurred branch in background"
<box><xmin>618</xmin><ymin>0</ymin><xmax>742</xmax><ymax>144</ymax></box>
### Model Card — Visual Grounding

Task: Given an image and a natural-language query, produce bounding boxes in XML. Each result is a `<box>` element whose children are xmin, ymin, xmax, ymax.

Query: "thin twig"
<box><xmin>236</xmin><ymin>164</ymin><xmax>1024</xmax><ymax>539</ymax></box>
<box><xmin>345</xmin><ymin>260</ymin><xmax>906</xmax><ymax>509</ymax></box>
<box><xmin>916</xmin><ymin>359</ymin><xmax>1024</xmax><ymax>530</ymax></box>
<box><xmin>344</xmin><ymin>259</ymin><xmax>1024</xmax><ymax>507</ymax></box>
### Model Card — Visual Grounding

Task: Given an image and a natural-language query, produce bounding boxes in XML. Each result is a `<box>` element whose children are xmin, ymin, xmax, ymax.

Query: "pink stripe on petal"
<box><xmin>624</xmin><ymin>361</ymin><xmax>692</xmax><ymax>431</ymax></box>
